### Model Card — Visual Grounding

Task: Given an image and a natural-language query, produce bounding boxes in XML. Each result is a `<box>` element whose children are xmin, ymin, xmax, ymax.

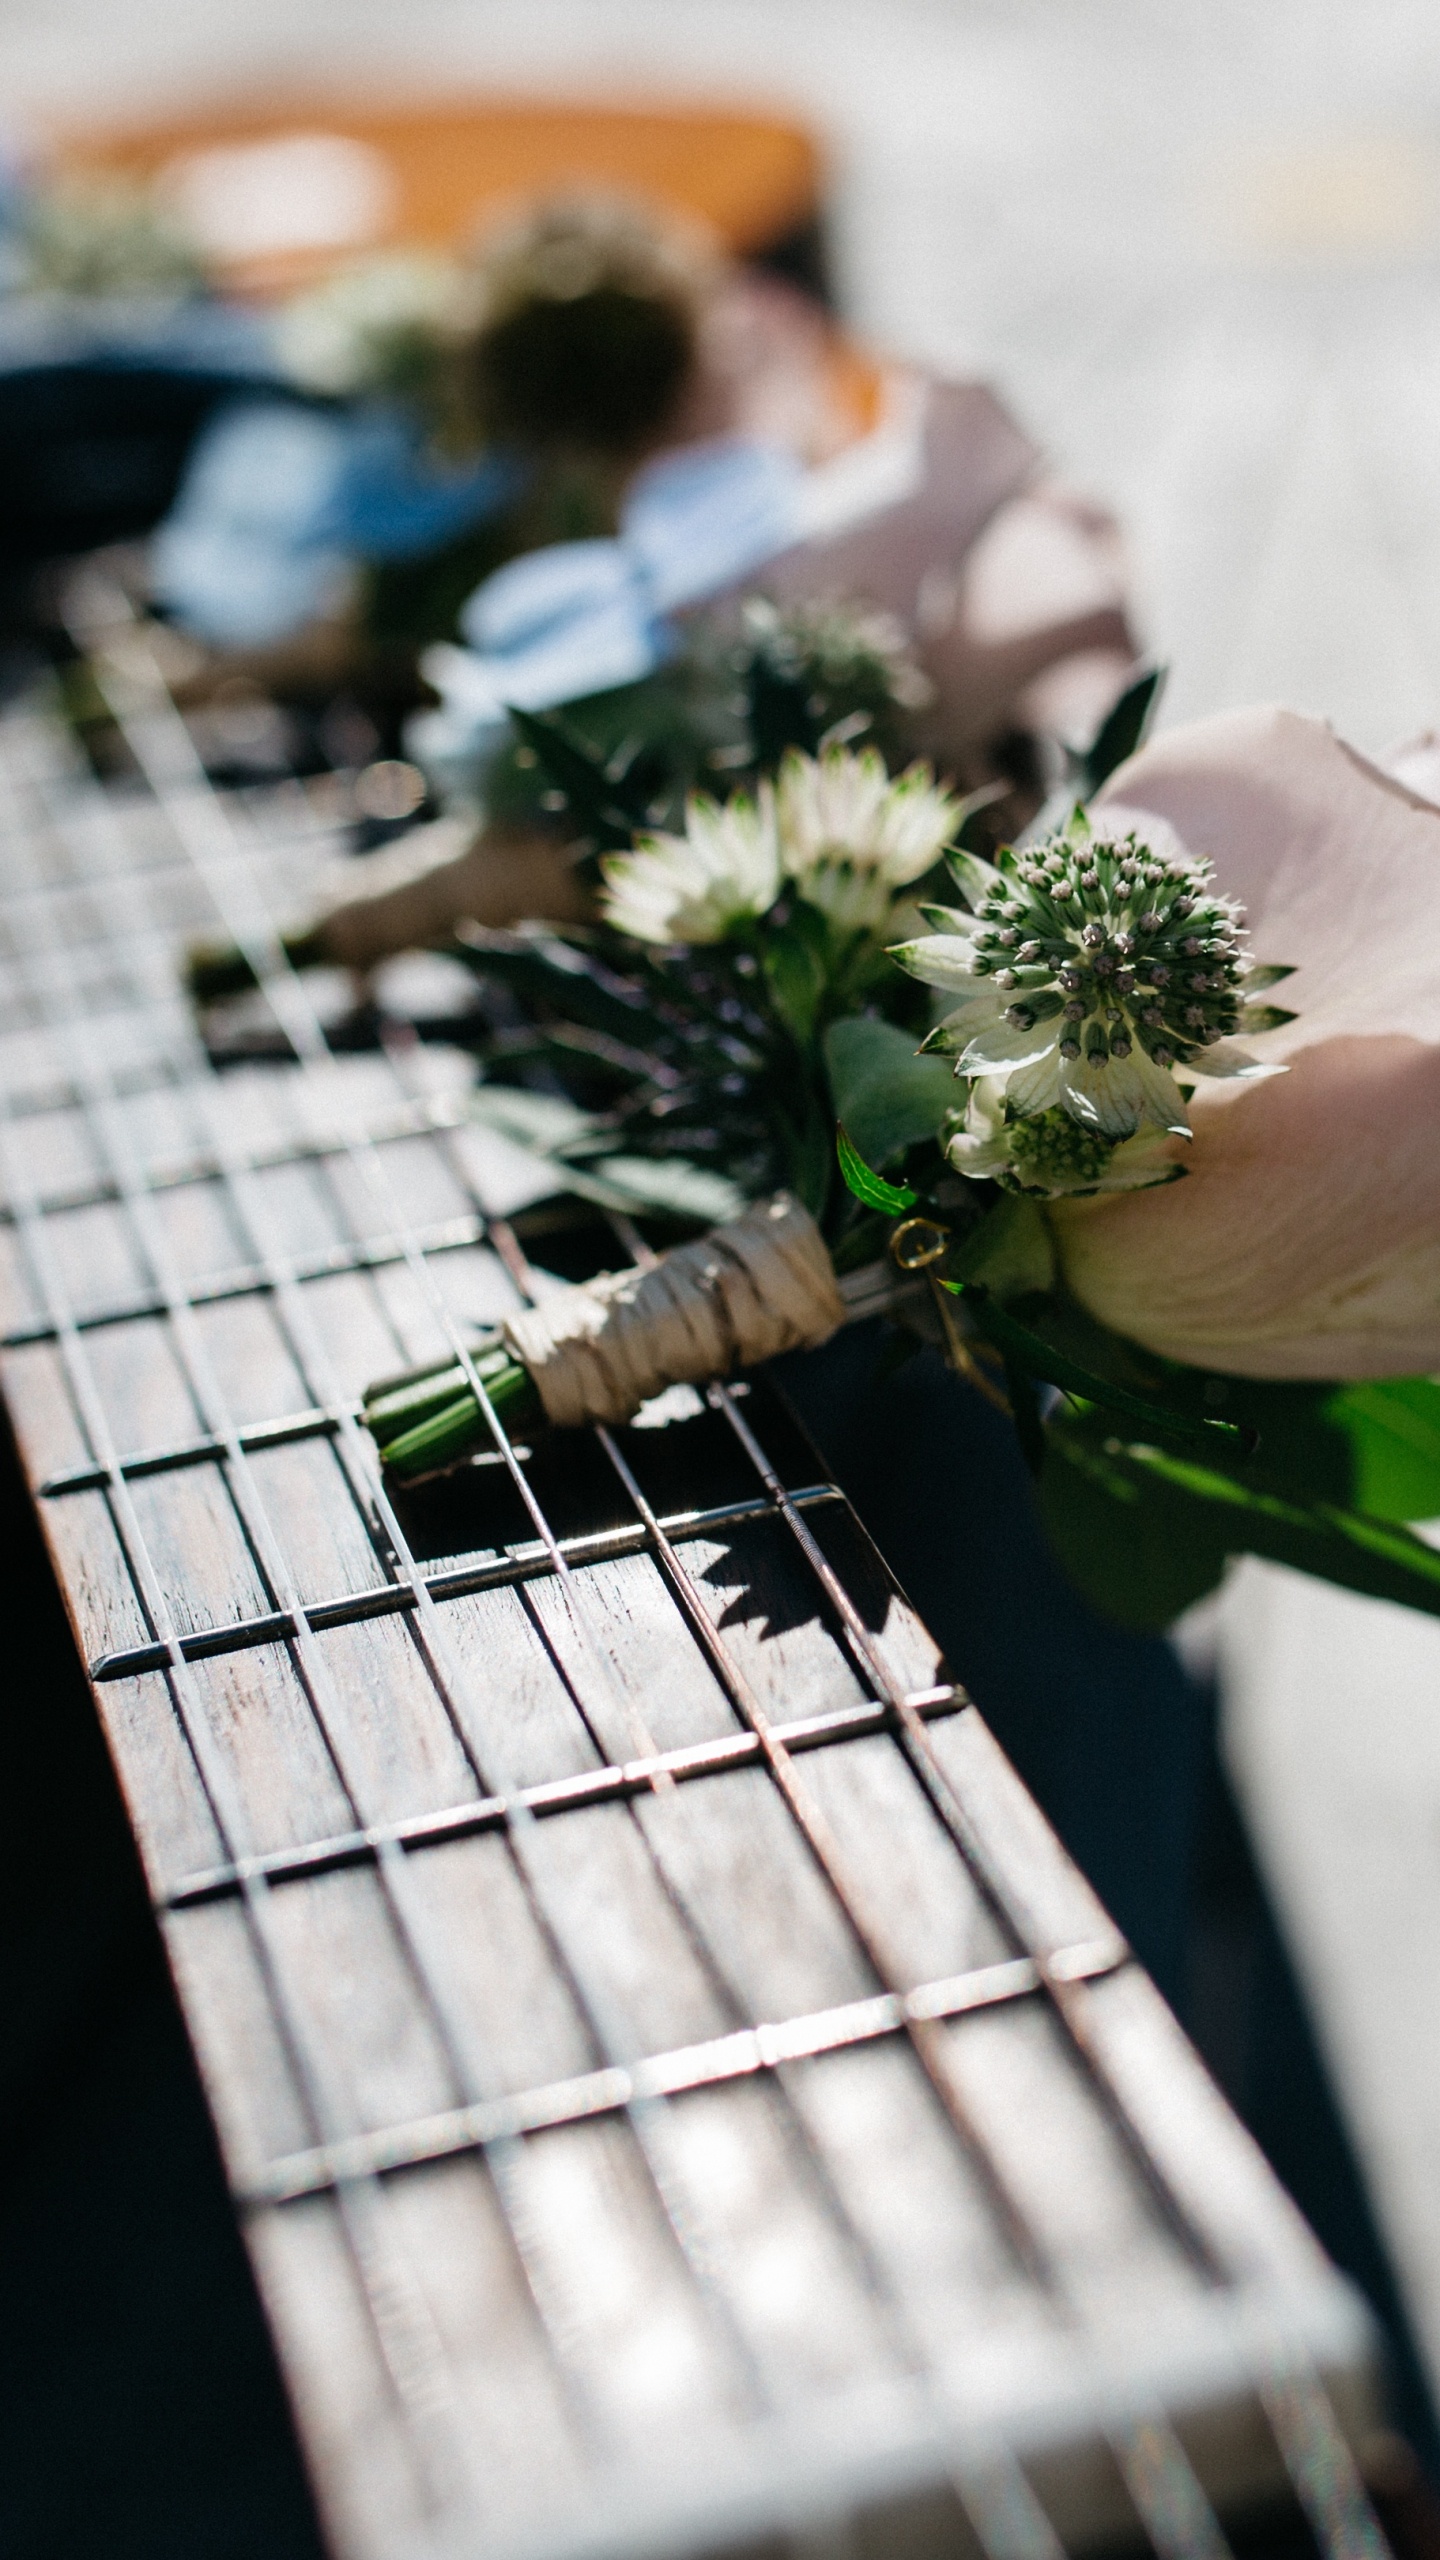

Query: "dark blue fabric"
<box><xmin>0</xmin><ymin>296</ymin><xmax>285</xmax><ymax>577</ymax></box>
<box><xmin>769</xmin><ymin>1321</ymin><xmax>1213</xmax><ymax>2008</ymax></box>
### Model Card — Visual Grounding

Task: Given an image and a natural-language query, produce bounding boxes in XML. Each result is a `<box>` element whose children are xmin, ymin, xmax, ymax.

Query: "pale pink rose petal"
<box><xmin>1054</xmin><ymin>1036</ymin><xmax>1440</xmax><ymax>1378</ymax></box>
<box><xmin>1050</xmin><ymin>706</ymin><xmax>1440</xmax><ymax>1378</ymax></box>
<box><xmin>1379</xmin><ymin>729</ymin><xmax>1440</xmax><ymax>806</ymax></box>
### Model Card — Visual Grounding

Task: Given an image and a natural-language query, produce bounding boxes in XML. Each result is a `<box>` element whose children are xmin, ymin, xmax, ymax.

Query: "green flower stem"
<box><xmin>953</xmin><ymin>1283</ymin><xmax>1257</xmax><ymax>1456</ymax></box>
<box><xmin>362</xmin><ymin>1336</ymin><xmax>545</xmax><ymax>1481</ymax></box>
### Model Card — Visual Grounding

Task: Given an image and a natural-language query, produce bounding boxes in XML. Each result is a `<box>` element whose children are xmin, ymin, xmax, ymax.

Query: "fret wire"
<box><xmin>161</xmin><ymin>1684</ymin><xmax>967</xmax><ymax>1907</ymax></box>
<box><xmin>87</xmin><ymin>1485</ymin><xmax>846</xmax><ymax>1678</ymax></box>
<box><xmin>0</xmin><ymin>1060</ymin><xmax>175</xmax><ymax>1122</ymax></box>
<box><xmin>2</xmin><ymin>1093</ymin><xmax>472</xmax><ymax>1225</ymax></box>
<box><xmin>0</xmin><ymin>839</ymin><xmax>325</xmax><ymax>934</ymax></box>
<box><xmin>244</xmin><ymin>1943</ymin><xmax>1127</xmax><ymax>2208</ymax></box>
<box><xmin>0</xmin><ymin>786</ymin><xmax>327</xmax><ymax>917</ymax></box>
<box><xmin>45</xmin><ymin>1402</ymin><xmax>347</xmax><ymax>1492</ymax></box>
<box><xmin>3</xmin><ymin>1213</ymin><xmax>490</xmax><ymax>1344</ymax></box>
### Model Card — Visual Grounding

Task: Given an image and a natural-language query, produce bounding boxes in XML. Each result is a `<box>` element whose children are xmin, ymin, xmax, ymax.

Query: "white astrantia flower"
<box><xmin>776</xmin><ymin>746</ymin><xmax>962</xmax><ymax>933</ymax></box>
<box><xmin>890</xmin><ymin>805</ymin><xmax>1293</xmax><ymax>1161</ymax></box>
<box><xmin>946</xmin><ymin>1077</ymin><xmax>1187</xmax><ymax>1198</ymax></box>
<box><xmin>600</xmin><ymin>787</ymin><xmax>782</xmax><ymax>944</ymax></box>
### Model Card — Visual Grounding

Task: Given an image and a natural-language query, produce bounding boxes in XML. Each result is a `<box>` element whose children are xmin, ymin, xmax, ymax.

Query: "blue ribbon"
<box><xmin>152</xmin><ymin>396</ymin><xmax>525</xmax><ymax>648</ymax></box>
<box><xmin>431</xmin><ymin>436</ymin><xmax>808</xmax><ymax>722</ymax></box>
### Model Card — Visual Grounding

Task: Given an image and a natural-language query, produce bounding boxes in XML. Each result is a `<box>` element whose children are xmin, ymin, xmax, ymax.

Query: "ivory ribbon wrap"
<box><xmin>501</xmin><ymin>1193</ymin><xmax>846</xmax><ymax>1429</ymax></box>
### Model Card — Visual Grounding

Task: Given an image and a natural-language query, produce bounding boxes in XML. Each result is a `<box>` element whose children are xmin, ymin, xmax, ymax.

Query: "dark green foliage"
<box><xmin>825</xmin><ymin>1017</ymin><xmax>957</xmax><ymax>1167</ymax></box>
<box><xmin>489</xmin><ymin>667</ymin><xmax>744</xmax><ymax>844</ymax></box>
<box><xmin>505</xmin><ymin>704</ymin><xmax>666</xmax><ymax>851</ymax></box>
<box><xmin>738</xmin><ymin>598</ymin><xmax>928</xmax><ymax>773</ymax></box>
<box><xmin>456</xmin><ymin>919</ymin><xmax>852</xmax><ymax>1228</ymax></box>
<box><xmin>1038</xmin><ymin>1418</ymin><xmax>1240</xmax><ymax>1628</ymax></box>
<box><xmin>496</xmin><ymin>596</ymin><xmax>935</xmax><ymax>866</ymax></box>
<box><xmin>1040</xmin><ymin>1409</ymin><xmax>1440</xmax><ymax>1631</ymax></box>
<box><xmin>984</xmin><ymin>1283</ymin><xmax>1440</xmax><ymax>1629</ymax></box>
<box><xmin>834</xmin><ymin>1126</ymin><xmax>917</xmax><ymax>1216</ymax></box>
<box><xmin>1075</xmin><ymin>665</ymin><xmax>1166</xmax><ymax>795</ymax></box>
<box><xmin>955</xmin><ymin>1286</ymin><xmax>1256</xmax><ymax>1457</ymax></box>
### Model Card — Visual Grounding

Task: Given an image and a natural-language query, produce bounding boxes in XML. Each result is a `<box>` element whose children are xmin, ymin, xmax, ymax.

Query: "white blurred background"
<box><xmin>8</xmin><ymin>0</ymin><xmax>1440</xmax><ymax>2427</ymax></box>
<box><xmin>12</xmin><ymin>0</ymin><xmax>1440</xmax><ymax>744</ymax></box>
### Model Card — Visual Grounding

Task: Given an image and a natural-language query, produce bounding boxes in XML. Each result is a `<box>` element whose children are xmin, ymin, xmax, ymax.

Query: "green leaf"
<box><xmin>1039</xmin><ymin>1418</ymin><xmax>1231</xmax><ymax>1630</ymax></box>
<box><xmin>835</xmin><ymin>1125</ymin><xmax>917</xmax><ymax>1215</ymax></box>
<box><xmin>762</xmin><ymin>910</ymin><xmax>829</xmax><ymax>1045</ymax></box>
<box><xmin>1090</xmin><ymin>1368</ymin><xmax>1440</xmax><ymax>1525</ymax></box>
<box><xmin>945</xmin><ymin>844</ymin><xmax>1003</xmax><ymax>910</ymax></box>
<box><xmin>455</xmin><ymin>926</ymin><xmax>661</xmax><ymax>1049</ymax></box>
<box><xmin>954</xmin><ymin>1283</ymin><xmax>1255</xmax><ymax>1455</ymax></box>
<box><xmin>823</xmin><ymin>1015</ymin><xmax>955</xmax><ymax>1165</ymax></box>
<box><xmin>1238</xmin><ymin>1003</ymin><xmax>1298</xmax><ymax>1033</ymax></box>
<box><xmin>974</xmin><ymin>1295</ymin><xmax>1440</xmax><ymax>1534</ymax></box>
<box><xmin>508</xmin><ymin>705</ymin><xmax>652</xmax><ymax>849</ymax></box>
<box><xmin>951</xmin><ymin>1196</ymin><xmax>1055</xmax><ymax>1297</ymax></box>
<box><xmin>1324</xmin><ymin>1377</ymin><xmax>1440</xmax><ymax>1521</ymax></box>
<box><xmin>1041</xmin><ymin>1402</ymin><xmax>1440</xmax><ymax>1633</ymax></box>
<box><xmin>471</xmin><ymin>1087</ymin><xmax>747</xmax><ymax>1225</ymax></box>
<box><xmin>1078</xmin><ymin>666</ymin><xmax>1166</xmax><ymax>795</ymax></box>
<box><xmin>468</xmin><ymin>1085</ymin><xmax>744</xmax><ymax>1225</ymax></box>
<box><xmin>1087</xmin><ymin>1428</ymin><xmax>1440</xmax><ymax>1624</ymax></box>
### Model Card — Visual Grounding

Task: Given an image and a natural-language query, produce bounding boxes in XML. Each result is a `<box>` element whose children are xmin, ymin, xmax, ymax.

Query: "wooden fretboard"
<box><xmin>0</xmin><ymin>622</ymin><xmax>1383</xmax><ymax>2560</ymax></box>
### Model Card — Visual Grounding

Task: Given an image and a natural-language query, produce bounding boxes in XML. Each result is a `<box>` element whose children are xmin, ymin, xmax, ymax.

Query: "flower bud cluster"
<box><xmin>968</xmin><ymin>826</ymin><xmax>1246</xmax><ymax>1074</ymax></box>
<box><xmin>891</xmin><ymin>804</ymin><xmax>1293</xmax><ymax>1199</ymax></box>
<box><xmin>993</xmin><ymin>1107</ymin><xmax>1117</xmax><ymax>1194</ymax></box>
